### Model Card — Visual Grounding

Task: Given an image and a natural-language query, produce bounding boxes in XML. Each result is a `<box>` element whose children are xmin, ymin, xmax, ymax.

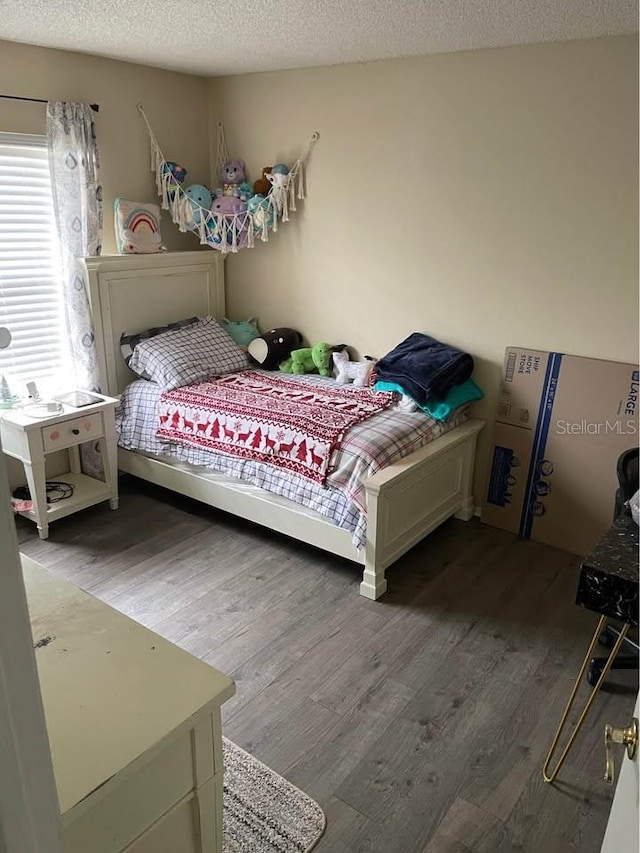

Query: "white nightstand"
<box><xmin>1</xmin><ymin>393</ymin><xmax>119</xmax><ymax>539</ymax></box>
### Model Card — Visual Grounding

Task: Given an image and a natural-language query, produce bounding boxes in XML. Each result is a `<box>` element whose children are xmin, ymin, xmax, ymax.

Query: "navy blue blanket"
<box><xmin>375</xmin><ymin>333</ymin><xmax>474</xmax><ymax>404</ymax></box>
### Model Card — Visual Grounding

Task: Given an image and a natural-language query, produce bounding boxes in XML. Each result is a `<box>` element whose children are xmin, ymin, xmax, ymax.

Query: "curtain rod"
<box><xmin>0</xmin><ymin>95</ymin><xmax>99</xmax><ymax>112</ymax></box>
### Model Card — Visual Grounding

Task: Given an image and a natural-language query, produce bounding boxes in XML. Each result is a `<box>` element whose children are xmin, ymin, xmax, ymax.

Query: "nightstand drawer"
<box><xmin>42</xmin><ymin>413</ymin><xmax>104</xmax><ymax>452</ymax></box>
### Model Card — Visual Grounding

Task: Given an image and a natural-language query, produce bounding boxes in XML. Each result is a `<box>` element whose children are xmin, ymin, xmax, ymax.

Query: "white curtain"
<box><xmin>46</xmin><ymin>101</ymin><xmax>103</xmax><ymax>392</ymax></box>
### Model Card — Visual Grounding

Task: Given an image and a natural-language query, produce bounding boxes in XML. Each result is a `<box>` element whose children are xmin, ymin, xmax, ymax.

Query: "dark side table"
<box><xmin>543</xmin><ymin>513</ymin><xmax>639</xmax><ymax>783</ymax></box>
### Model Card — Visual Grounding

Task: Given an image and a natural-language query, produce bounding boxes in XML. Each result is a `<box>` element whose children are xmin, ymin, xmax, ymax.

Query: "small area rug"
<box><xmin>223</xmin><ymin>738</ymin><xmax>326</xmax><ymax>853</ymax></box>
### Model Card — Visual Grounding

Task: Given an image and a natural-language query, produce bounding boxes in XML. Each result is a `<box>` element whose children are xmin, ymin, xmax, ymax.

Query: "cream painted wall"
<box><xmin>0</xmin><ymin>40</ymin><xmax>209</xmax><ymax>486</ymax></box>
<box><xmin>0</xmin><ymin>36</ymin><xmax>636</xmax><ymax>505</ymax></box>
<box><xmin>209</xmin><ymin>35</ymin><xmax>639</xmax><ymax>501</ymax></box>
<box><xmin>0</xmin><ymin>39</ymin><xmax>209</xmax><ymax>253</ymax></box>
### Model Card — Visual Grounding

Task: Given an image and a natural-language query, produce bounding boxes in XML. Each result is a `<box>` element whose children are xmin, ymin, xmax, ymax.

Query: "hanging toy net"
<box><xmin>137</xmin><ymin>105</ymin><xmax>318</xmax><ymax>255</ymax></box>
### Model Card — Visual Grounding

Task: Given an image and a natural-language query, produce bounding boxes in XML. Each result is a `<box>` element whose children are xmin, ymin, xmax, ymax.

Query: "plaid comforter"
<box><xmin>328</xmin><ymin>402</ymin><xmax>469</xmax><ymax>517</ymax></box>
<box><xmin>116</xmin><ymin>371</ymin><xmax>469</xmax><ymax>548</ymax></box>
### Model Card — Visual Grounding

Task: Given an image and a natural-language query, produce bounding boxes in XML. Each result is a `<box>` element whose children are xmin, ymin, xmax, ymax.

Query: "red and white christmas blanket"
<box><xmin>156</xmin><ymin>371</ymin><xmax>394</xmax><ymax>484</ymax></box>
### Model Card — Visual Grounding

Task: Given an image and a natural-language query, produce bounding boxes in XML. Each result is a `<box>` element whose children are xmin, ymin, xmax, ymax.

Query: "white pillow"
<box><xmin>128</xmin><ymin>317</ymin><xmax>250</xmax><ymax>389</ymax></box>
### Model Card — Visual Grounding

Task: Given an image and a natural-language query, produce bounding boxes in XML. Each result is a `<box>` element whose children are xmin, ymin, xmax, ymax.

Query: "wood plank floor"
<box><xmin>18</xmin><ymin>476</ymin><xmax>637</xmax><ymax>853</ymax></box>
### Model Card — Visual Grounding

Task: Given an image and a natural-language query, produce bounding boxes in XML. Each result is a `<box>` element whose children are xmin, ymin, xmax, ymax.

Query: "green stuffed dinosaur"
<box><xmin>279</xmin><ymin>342</ymin><xmax>333</xmax><ymax>376</ymax></box>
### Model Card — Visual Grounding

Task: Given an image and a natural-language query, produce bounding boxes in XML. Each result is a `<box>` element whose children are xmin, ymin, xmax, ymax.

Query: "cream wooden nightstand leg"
<box><xmin>23</xmin><ymin>459</ymin><xmax>48</xmax><ymax>539</ymax></box>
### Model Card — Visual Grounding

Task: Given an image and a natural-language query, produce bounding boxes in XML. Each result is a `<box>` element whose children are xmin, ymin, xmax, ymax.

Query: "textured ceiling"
<box><xmin>0</xmin><ymin>0</ymin><xmax>636</xmax><ymax>76</ymax></box>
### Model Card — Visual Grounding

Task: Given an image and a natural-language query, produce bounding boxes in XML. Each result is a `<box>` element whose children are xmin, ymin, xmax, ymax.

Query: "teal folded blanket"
<box><xmin>375</xmin><ymin>378</ymin><xmax>484</xmax><ymax>421</ymax></box>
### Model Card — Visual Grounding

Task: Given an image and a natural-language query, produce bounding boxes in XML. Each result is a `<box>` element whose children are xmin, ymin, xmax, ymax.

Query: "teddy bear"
<box><xmin>253</xmin><ymin>166</ymin><xmax>272</xmax><ymax>196</ymax></box>
<box><xmin>332</xmin><ymin>350</ymin><xmax>375</xmax><ymax>387</ymax></box>
<box><xmin>280</xmin><ymin>343</ymin><xmax>333</xmax><ymax>377</ymax></box>
<box><xmin>248</xmin><ymin>328</ymin><xmax>303</xmax><ymax>370</ymax></box>
<box><xmin>219</xmin><ymin>159</ymin><xmax>247</xmax><ymax>197</ymax></box>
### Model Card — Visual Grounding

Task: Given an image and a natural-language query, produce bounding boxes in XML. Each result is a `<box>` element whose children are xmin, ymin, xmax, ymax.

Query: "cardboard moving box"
<box><xmin>483</xmin><ymin>348</ymin><xmax>639</xmax><ymax>556</ymax></box>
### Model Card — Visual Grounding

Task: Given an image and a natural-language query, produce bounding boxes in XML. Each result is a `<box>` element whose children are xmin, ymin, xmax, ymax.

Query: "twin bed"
<box><xmin>85</xmin><ymin>252</ymin><xmax>484</xmax><ymax>599</ymax></box>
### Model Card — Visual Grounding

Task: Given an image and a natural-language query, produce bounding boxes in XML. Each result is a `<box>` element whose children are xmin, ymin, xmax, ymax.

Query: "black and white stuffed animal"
<box><xmin>248</xmin><ymin>328</ymin><xmax>303</xmax><ymax>370</ymax></box>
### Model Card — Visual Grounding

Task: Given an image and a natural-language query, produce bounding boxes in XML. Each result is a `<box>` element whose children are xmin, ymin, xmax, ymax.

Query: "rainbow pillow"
<box><xmin>114</xmin><ymin>198</ymin><xmax>166</xmax><ymax>254</ymax></box>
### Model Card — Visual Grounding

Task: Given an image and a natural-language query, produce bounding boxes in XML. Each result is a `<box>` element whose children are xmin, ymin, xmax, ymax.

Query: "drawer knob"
<box><xmin>604</xmin><ymin>717</ymin><xmax>638</xmax><ymax>784</ymax></box>
<box><xmin>50</xmin><ymin>430</ymin><xmax>60</xmax><ymax>441</ymax></box>
<box><xmin>71</xmin><ymin>428</ymin><xmax>80</xmax><ymax>435</ymax></box>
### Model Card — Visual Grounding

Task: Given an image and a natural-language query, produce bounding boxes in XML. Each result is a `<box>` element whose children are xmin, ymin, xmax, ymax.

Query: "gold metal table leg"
<box><xmin>542</xmin><ymin>615</ymin><xmax>630</xmax><ymax>783</ymax></box>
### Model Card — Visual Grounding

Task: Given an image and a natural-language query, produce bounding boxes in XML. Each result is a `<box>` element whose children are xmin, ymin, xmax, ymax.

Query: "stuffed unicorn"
<box><xmin>333</xmin><ymin>351</ymin><xmax>374</xmax><ymax>387</ymax></box>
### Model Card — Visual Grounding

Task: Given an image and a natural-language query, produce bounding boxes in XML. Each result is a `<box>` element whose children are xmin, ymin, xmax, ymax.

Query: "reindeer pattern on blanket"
<box><xmin>156</xmin><ymin>370</ymin><xmax>394</xmax><ymax>484</ymax></box>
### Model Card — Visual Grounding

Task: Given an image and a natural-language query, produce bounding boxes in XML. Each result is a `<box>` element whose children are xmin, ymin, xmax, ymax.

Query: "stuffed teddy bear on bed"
<box><xmin>279</xmin><ymin>343</ymin><xmax>332</xmax><ymax>377</ymax></box>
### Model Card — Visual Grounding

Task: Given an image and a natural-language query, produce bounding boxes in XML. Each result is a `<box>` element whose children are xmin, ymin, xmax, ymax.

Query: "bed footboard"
<box><xmin>360</xmin><ymin>419</ymin><xmax>483</xmax><ymax>599</ymax></box>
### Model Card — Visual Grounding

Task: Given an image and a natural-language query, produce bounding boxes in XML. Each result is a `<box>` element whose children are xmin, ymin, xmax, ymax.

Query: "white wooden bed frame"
<box><xmin>85</xmin><ymin>252</ymin><xmax>484</xmax><ymax>599</ymax></box>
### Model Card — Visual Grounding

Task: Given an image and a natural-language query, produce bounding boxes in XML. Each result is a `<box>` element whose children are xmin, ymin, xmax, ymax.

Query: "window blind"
<box><xmin>0</xmin><ymin>132</ymin><xmax>67</xmax><ymax>393</ymax></box>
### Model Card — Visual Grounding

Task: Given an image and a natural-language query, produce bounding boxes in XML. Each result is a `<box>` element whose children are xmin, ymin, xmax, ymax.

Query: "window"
<box><xmin>0</xmin><ymin>133</ymin><xmax>69</xmax><ymax>397</ymax></box>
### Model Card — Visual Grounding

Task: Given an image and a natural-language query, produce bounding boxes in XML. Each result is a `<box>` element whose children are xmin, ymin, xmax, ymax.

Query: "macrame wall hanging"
<box><xmin>137</xmin><ymin>104</ymin><xmax>319</xmax><ymax>255</ymax></box>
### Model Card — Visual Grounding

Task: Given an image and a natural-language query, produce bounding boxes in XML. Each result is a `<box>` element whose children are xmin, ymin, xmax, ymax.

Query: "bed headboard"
<box><xmin>84</xmin><ymin>252</ymin><xmax>225</xmax><ymax>396</ymax></box>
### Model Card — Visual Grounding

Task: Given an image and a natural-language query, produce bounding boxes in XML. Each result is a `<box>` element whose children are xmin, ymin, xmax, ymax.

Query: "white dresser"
<box><xmin>21</xmin><ymin>555</ymin><xmax>235</xmax><ymax>852</ymax></box>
